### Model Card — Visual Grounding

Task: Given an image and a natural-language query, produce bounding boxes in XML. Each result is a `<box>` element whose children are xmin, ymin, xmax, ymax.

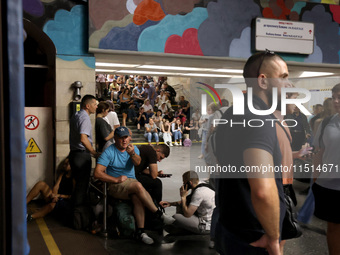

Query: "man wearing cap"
<box><xmin>94</xmin><ymin>127</ymin><xmax>175</xmax><ymax>244</ymax></box>
<box><xmin>144</xmin><ymin>81</ymin><xmax>157</xmax><ymax>107</ymax></box>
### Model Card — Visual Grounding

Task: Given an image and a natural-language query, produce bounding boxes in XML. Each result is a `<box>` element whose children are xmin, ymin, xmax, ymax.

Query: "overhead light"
<box><xmin>138</xmin><ymin>65</ymin><xmax>209</xmax><ymax>71</ymax></box>
<box><xmin>299</xmin><ymin>71</ymin><xmax>334</xmax><ymax>78</ymax></box>
<box><xmin>116</xmin><ymin>70</ymin><xmax>180</xmax><ymax>76</ymax></box>
<box><xmin>181</xmin><ymin>73</ymin><xmax>232</xmax><ymax>78</ymax></box>
<box><xmin>212</xmin><ymin>68</ymin><xmax>243</xmax><ymax>73</ymax></box>
<box><xmin>95</xmin><ymin>69</ymin><xmax>116</xmax><ymax>72</ymax></box>
<box><xmin>96</xmin><ymin>62</ymin><xmax>139</xmax><ymax>68</ymax></box>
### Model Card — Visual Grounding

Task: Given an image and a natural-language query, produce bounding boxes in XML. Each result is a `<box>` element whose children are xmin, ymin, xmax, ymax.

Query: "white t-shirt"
<box><xmin>189</xmin><ymin>185</ymin><xmax>215</xmax><ymax>229</ymax></box>
<box><xmin>142</xmin><ymin>104</ymin><xmax>153</xmax><ymax>112</ymax></box>
<box><xmin>313</xmin><ymin>113</ymin><xmax>340</xmax><ymax>190</ymax></box>
<box><xmin>104</xmin><ymin>111</ymin><xmax>120</xmax><ymax>130</ymax></box>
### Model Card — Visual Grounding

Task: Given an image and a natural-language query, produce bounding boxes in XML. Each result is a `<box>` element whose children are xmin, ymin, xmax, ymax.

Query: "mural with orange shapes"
<box><xmin>133</xmin><ymin>0</ymin><xmax>166</xmax><ymax>25</ymax></box>
<box><xmin>263</xmin><ymin>0</ymin><xmax>294</xmax><ymax>20</ymax></box>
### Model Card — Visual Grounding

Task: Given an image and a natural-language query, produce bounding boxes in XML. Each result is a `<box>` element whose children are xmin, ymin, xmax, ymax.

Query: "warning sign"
<box><xmin>26</xmin><ymin>138</ymin><xmax>42</xmax><ymax>154</ymax></box>
<box><xmin>25</xmin><ymin>115</ymin><xmax>40</xmax><ymax>130</ymax></box>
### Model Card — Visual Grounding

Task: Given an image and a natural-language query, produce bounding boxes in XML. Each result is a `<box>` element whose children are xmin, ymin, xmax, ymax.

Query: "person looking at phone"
<box><xmin>94</xmin><ymin>127</ymin><xmax>175</xmax><ymax>245</ymax></box>
<box><xmin>134</xmin><ymin>144</ymin><xmax>170</xmax><ymax>205</ymax></box>
<box><xmin>159</xmin><ymin>171</ymin><xmax>215</xmax><ymax>235</ymax></box>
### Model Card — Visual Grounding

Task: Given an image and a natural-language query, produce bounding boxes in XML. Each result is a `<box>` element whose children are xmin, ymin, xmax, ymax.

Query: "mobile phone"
<box><xmin>185</xmin><ymin>181</ymin><xmax>192</xmax><ymax>190</ymax></box>
<box><xmin>158</xmin><ymin>173</ymin><xmax>172</xmax><ymax>178</ymax></box>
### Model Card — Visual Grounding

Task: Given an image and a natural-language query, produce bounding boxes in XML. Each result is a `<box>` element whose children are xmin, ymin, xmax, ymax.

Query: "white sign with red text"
<box><xmin>255</xmin><ymin>17</ymin><xmax>314</xmax><ymax>54</ymax></box>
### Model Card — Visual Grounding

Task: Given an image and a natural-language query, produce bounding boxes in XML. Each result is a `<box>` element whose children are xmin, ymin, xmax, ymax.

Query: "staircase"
<box><xmin>116</xmin><ymin>111</ymin><xmax>147</xmax><ymax>144</ymax></box>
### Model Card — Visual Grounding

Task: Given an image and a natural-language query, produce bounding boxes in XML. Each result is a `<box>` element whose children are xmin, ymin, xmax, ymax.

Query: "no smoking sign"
<box><xmin>25</xmin><ymin>115</ymin><xmax>39</xmax><ymax>130</ymax></box>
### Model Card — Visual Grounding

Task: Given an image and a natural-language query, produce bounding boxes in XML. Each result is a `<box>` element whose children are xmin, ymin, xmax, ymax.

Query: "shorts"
<box><xmin>108</xmin><ymin>178</ymin><xmax>138</xmax><ymax>200</ymax></box>
<box><xmin>312</xmin><ymin>183</ymin><xmax>340</xmax><ymax>223</ymax></box>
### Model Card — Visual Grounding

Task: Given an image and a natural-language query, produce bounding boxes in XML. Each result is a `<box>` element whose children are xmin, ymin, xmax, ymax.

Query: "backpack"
<box><xmin>183</xmin><ymin>138</ymin><xmax>192</xmax><ymax>147</ymax></box>
<box><xmin>113</xmin><ymin>200</ymin><xmax>135</xmax><ymax>237</ymax></box>
<box><xmin>73</xmin><ymin>205</ymin><xmax>94</xmax><ymax>231</ymax></box>
<box><xmin>318</xmin><ymin>115</ymin><xmax>334</xmax><ymax>148</ymax></box>
<box><xmin>186</xmin><ymin>183</ymin><xmax>215</xmax><ymax>207</ymax></box>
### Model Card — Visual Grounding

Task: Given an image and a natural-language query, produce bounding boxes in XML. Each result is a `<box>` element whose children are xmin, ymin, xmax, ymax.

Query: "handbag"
<box><xmin>281</xmin><ymin>193</ymin><xmax>302</xmax><ymax>240</ymax></box>
<box><xmin>275</xmin><ymin>119</ymin><xmax>303</xmax><ymax>240</ymax></box>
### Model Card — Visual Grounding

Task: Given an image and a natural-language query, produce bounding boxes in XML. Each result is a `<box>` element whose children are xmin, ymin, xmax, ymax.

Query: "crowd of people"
<box><xmin>26</xmin><ymin>54</ymin><xmax>340</xmax><ymax>254</ymax></box>
<box><xmin>95</xmin><ymin>74</ymin><xmax>203</xmax><ymax>146</ymax></box>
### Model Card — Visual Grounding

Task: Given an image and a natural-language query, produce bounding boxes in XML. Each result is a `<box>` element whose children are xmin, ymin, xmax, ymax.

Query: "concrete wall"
<box><xmin>55</xmin><ymin>57</ymin><xmax>96</xmax><ymax>166</ymax></box>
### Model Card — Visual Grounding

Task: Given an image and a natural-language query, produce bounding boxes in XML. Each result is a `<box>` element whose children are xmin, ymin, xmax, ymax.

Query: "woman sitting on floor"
<box><xmin>26</xmin><ymin>157</ymin><xmax>74</xmax><ymax>224</ymax></box>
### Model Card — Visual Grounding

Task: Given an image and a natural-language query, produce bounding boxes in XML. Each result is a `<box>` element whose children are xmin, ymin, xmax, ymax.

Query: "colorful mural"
<box><xmin>23</xmin><ymin>0</ymin><xmax>340</xmax><ymax>66</ymax></box>
<box><xmin>23</xmin><ymin>0</ymin><xmax>95</xmax><ymax>68</ymax></box>
<box><xmin>89</xmin><ymin>0</ymin><xmax>340</xmax><ymax>64</ymax></box>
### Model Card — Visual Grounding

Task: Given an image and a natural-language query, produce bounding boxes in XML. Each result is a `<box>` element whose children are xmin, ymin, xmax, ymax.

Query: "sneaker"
<box><xmin>179</xmin><ymin>142</ymin><xmax>182</xmax><ymax>146</ymax></box>
<box><xmin>140</xmin><ymin>233</ymin><xmax>154</xmax><ymax>245</ymax></box>
<box><xmin>169</xmin><ymin>142</ymin><xmax>173</xmax><ymax>147</ymax></box>
<box><xmin>161</xmin><ymin>213</ymin><xmax>175</xmax><ymax>225</ymax></box>
<box><xmin>166</xmin><ymin>141</ymin><xmax>170</xmax><ymax>147</ymax></box>
<box><xmin>26</xmin><ymin>213</ymin><xmax>33</xmax><ymax>222</ymax></box>
<box><xmin>198</xmin><ymin>154</ymin><xmax>203</xmax><ymax>159</ymax></box>
<box><xmin>174</xmin><ymin>142</ymin><xmax>178</xmax><ymax>146</ymax></box>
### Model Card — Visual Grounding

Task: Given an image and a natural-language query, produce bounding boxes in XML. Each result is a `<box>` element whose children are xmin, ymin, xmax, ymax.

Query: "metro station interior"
<box><xmin>1</xmin><ymin>0</ymin><xmax>340</xmax><ymax>254</ymax></box>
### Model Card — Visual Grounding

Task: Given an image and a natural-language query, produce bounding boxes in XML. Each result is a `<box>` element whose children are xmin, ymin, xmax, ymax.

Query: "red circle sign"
<box><xmin>25</xmin><ymin>115</ymin><xmax>39</xmax><ymax>130</ymax></box>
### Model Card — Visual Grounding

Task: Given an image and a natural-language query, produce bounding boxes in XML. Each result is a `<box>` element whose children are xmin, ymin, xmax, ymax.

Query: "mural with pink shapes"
<box><xmin>329</xmin><ymin>5</ymin><xmax>340</xmax><ymax>24</ymax></box>
<box><xmin>21</xmin><ymin>0</ymin><xmax>340</xmax><ymax>65</ymax></box>
<box><xmin>164</xmin><ymin>28</ymin><xmax>203</xmax><ymax>56</ymax></box>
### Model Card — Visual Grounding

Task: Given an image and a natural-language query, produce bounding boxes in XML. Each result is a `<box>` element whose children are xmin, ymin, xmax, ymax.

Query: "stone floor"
<box><xmin>27</xmin><ymin>143</ymin><xmax>329</xmax><ymax>255</ymax></box>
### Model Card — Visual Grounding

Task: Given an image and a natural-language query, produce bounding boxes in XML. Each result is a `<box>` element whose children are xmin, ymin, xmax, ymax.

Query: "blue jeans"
<box><xmin>173</xmin><ymin>131</ymin><xmax>182</xmax><ymax>140</ymax></box>
<box><xmin>215</xmin><ymin>223</ymin><xmax>268</xmax><ymax>255</ymax></box>
<box><xmin>144</xmin><ymin>132</ymin><xmax>159</xmax><ymax>142</ymax></box>
<box><xmin>297</xmin><ymin>181</ymin><xmax>315</xmax><ymax>224</ymax></box>
<box><xmin>201</xmin><ymin>130</ymin><xmax>208</xmax><ymax>156</ymax></box>
<box><xmin>128</xmin><ymin>108</ymin><xmax>137</xmax><ymax>120</ymax></box>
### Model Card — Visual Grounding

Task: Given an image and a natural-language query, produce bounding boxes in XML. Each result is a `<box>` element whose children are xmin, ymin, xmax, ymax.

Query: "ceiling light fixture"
<box><xmin>116</xmin><ymin>70</ymin><xmax>180</xmax><ymax>76</ymax></box>
<box><xmin>138</xmin><ymin>65</ymin><xmax>209</xmax><ymax>71</ymax></box>
<box><xmin>212</xmin><ymin>68</ymin><xmax>243</xmax><ymax>73</ymax></box>
<box><xmin>299</xmin><ymin>71</ymin><xmax>334</xmax><ymax>78</ymax></box>
<box><xmin>95</xmin><ymin>62</ymin><xmax>139</xmax><ymax>68</ymax></box>
<box><xmin>95</xmin><ymin>69</ymin><xmax>116</xmax><ymax>72</ymax></box>
<box><xmin>181</xmin><ymin>73</ymin><xmax>232</xmax><ymax>78</ymax></box>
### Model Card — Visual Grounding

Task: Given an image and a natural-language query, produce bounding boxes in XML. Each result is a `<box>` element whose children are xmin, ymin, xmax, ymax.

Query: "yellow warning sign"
<box><xmin>26</xmin><ymin>138</ymin><xmax>42</xmax><ymax>154</ymax></box>
<box><xmin>76</xmin><ymin>103</ymin><xmax>81</xmax><ymax>112</ymax></box>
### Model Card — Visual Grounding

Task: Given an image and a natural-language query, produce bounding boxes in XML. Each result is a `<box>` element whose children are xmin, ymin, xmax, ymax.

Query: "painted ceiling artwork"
<box><xmin>22</xmin><ymin>0</ymin><xmax>340</xmax><ymax>66</ymax></box>
<box><xmin>89</xmin><ymin>0</ymin><xmax>340</xmax><ymax>64</ymax></box>
<box><xmin>23</xmin><ymin>0</ymin><xmax>95</xmax><ymax>68</ymax></box>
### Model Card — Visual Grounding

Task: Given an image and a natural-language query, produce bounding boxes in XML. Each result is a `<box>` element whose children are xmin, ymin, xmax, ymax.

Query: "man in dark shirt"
<box><xmin>285</xmin><ymin>107</ymin><xmax>311</xmax><ymax>151</ymax></box>
<box><xmin>178</xmin><ymin>96</ymin><xmax>191</xmax><ymax>120</ymax></box>
<box><xmin>214</xmin><ymin>51</ymin><xmax>290</xmax><ymax>254</ymax></box>
<box><xmin>135</xmin><ymin>144</ymin><xmax>170</xmax><ymax>204</ymax></box>
<box><xmin>162</xmin><ymin>81</ymin><xmax>177</xmax><ymax>104</ymax></box>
